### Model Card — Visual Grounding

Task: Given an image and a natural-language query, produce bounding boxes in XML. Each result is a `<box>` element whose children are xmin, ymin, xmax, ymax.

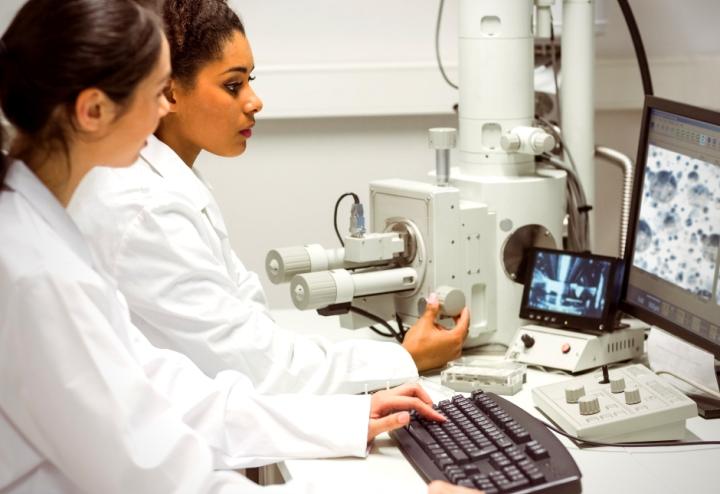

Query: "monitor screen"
<box><xmin>520</xmin><ymin>248</ymin><xmax>622</xmax><ymax>331</ymax></box>
<box><xmin>621</xmin><ymin>96</ymin><xmax>720</xmax><ymax>358</ymax></box>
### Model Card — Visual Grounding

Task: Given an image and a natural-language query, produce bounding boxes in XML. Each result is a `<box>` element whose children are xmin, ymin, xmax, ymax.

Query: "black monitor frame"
<box><xmin>519</xmin><ymin>247</ymin><xmax>624</xmax><ymax>332</ymax></box>
<box><xmin>619</xmin><ymin>95</ymin><xmax>720</xmax><ymax>359</ymax></box>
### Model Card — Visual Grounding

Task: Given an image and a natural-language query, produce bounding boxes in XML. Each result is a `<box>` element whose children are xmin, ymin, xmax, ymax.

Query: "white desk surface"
<box><xmin>269</xmin><ymin>310</ymin><xmax>720</xmax><ymax>494</ymax></box>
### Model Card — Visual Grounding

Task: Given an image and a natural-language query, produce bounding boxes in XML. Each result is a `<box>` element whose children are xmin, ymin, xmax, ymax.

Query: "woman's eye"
<box><xmin>225</xmin><ymin>83</ymin><xmax>241</xmax><ymax>94</ymax></box>
<box><xmin>249</xmin><ymin>75</ymin><xmax>256</xmax><ymax>82</ymax></box>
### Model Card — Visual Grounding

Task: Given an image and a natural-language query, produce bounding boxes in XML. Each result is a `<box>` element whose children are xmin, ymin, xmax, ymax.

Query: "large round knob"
<box><xmin>565</xmin><ymin>385</ymin><xmax>586</xmax><ymax>404</ymax></box>
<box><xmin>531</xmin><ymin>132</ymin><xmax>555</xmax><ymax>153</ymax></box>
<box><xmin>610</xmin><ymin>377</ymin><xmax>626</xmax><ymax>394</ymax></box>
<box><xmin>435</xmin><ymin>286</ymin><xmax>465</xmax><ymax>317</ymax></box>
<box><xmin>290</xmin><ymin>272</ymin><xmax>337</xmax><ymax>310</ymax></box>
<box><xmin>266</xmin><ymin>247</ymin><xmax>312</xmax><ymax>284</ymax></box>
<box><xmin>625</xmin><ymin>386</ymin><xmax>642</xmax><ymax>405</ymax></box>
<box><xmin>500</xmin><ymin>133</ymin><xmax>522</xmax><ymax>152</ymax></box>
<box><xmin>578</xmin><ymin>396</ymin><xmax>601</xmax><ymax>415</ymax></box>
<box><xmin>428</xmin><ymin>128</ymin><xmax>457</xmax><ymax>150</ymax></box>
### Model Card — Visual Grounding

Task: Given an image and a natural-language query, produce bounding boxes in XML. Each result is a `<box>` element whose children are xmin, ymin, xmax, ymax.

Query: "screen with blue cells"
<box><xmin>632</xmin><ymin>144</ymin><xmax>720</xmax><ymax>303</ymax></box>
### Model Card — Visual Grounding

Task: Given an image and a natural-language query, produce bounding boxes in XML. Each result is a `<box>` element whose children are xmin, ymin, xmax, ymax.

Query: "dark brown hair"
<box><xmin>0</xmin><ymin>0</ymin><xmax>164</xmax><ymax>187</ymax></box>
<box><xmin>162</xmin><ymin>0</ymin><xmax>245</xmax><ymax>86</ymax></box>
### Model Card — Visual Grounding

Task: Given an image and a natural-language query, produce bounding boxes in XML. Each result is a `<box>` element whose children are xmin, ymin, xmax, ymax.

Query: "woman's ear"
<box><xmin>163</xmin><ymin>79</ymin><xmax>179</xmax><ymax>112</ymax></box>
<box><xmin>74</xmin><ymin>88</ymin><xmax>115</xmax><ymax>133</ymax></box>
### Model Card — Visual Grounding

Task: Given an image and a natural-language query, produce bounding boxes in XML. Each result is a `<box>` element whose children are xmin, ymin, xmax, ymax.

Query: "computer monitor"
<box><xmin>519</xmin><ymin>247</ymin><xmax>623</xmax><ymax>331</ymax></box>
<box><xmin>620</xmin><ymin>96</ymin><xmax>720</xmax><ymax>360</ymax></box>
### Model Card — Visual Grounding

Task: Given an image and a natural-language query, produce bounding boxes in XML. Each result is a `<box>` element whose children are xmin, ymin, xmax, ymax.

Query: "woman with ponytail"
<box><xmin>0</xmin><ymin>1</ymin><xmax>444</xmax><ymax>492</ymax></box>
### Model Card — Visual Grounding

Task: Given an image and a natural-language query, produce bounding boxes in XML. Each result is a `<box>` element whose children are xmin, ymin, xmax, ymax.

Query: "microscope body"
<box><xmin>267</xmin><ymin>0</ymin><xmax>595</xmax><ymax>347</ymax></box>
<box><xmin>342</xmin><ymin>168</ymin><xmax>563</xmax><ymax>347</ymax></box>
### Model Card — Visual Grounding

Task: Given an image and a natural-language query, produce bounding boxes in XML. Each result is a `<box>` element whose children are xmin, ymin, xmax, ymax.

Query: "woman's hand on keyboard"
<box><xmin>428</xmin><ymin>480</ymin><xmax>482</xmax><ymax>493</ymax></box>
<box><xmin>366</xmin><ymin>383</ymin><xmax>446</xmax><ymax>442</ymax></box>
<box><xmin>402</xmin><ymin>293</ymin><xmax>470</xmax><ymax>372</ymax></box>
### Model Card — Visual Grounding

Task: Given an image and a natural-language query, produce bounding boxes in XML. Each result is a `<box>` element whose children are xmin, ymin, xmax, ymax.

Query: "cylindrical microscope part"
<box><xmin>417</xmin><ymin>286</ymin><xmax>466</xmax><ymax>317</ymax></box>
<box><xmin>265</xmin><ymin>244</ymin><xmax>345</xmax><ymax>284</ymax></box>
<box><xmin>436</xmin><ymin>149</ymin><xmax>450</xmax><ymax>186</ymax></box>
<box><xmin>290</xmin><ymin>267</ymin><xmax>418</xmax><ymax>310</ymax></box>
<box><xmin>458</xmin><ymin>0</ymin><xmax>535</xmax><ymax>174</ymax></box>
<box><xmin>429</xmin><ymin>128</ymin><xmax>457</xmax><ymax>187</ymax></box>
<box><xmin>562</xmin><ymin>0</ymin><xmax>596</xmax><ymax>248</ymax></box>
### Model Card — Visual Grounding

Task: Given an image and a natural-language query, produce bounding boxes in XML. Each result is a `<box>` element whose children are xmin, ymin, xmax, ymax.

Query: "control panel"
<box><xmin>532</xmin><ymin>364</ymin><xmax>698</xmax><ymax>442</ymax></box>
<box><xmin>506</xmin><ymin>321</ymin><xmax>646</xmax><ymax>373</ymax></box>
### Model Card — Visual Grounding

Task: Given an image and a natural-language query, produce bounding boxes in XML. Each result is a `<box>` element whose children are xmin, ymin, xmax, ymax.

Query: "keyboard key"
<box><xmin>527</xmin><ymin>444</ymin><xmax>549</xmax><ymax>460</ymax></box>
<box><xmin>525</xmin><ymin>469</ymin><xmax>545</xmax><ymax>484</ymax></box>
<box><xmin>501</xmin><ymin>478</ymin><xmax>530</xmax><ymax>492</ymax></box>
<box><xmin>449</xmin><ymin>448</ymin><xmax>469</xmax><ymax>463</ymax></box>
<box><xmin>407</xmin><ymin>424</ymin><xmax>435</xmax><ymax>447</ymax></box>
<box><xmin>469</xmin><ymin>445</ymin><xmax>497</xmax><ymax>460</ymax></box>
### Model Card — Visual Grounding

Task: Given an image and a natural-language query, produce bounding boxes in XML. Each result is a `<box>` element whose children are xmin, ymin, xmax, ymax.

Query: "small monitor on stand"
<box><xmin>519</xmin><ymin>247</ymin><xmax>624</xmax><ymax>332</ymax></box>
<box><xmin>620</xmin><ymin>96</ymin><xmax>720</xmax><ymax>418</ymax></box>
<box><xmin>507</xmin><ymin>248</ymin><xmax>645</xmax><ymax>374</ymax></box>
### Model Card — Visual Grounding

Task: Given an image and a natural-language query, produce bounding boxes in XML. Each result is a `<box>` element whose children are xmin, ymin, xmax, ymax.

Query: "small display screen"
<box><xmin>525</xmin><ymin>250</ymin><xmax>613</xmax><ymax>319</ymax></box>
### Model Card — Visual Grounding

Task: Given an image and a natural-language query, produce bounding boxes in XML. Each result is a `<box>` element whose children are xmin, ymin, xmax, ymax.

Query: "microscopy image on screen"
<box><xmin>527</xmin><ymin>252</ymin><xmax>611</xmax><ymax>318</ymax></box>
<box><xmin>632</xmin><ymin>144</ymin><xmax>720</xmax><ymax>302</ymax></box>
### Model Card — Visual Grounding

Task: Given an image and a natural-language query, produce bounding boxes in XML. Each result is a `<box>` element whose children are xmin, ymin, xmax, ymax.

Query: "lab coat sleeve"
<box><xmin>131</xmin><ymin>330</ymin><xmax>372</xmax><ymax>468</ymax></box>
<box><xmin>112</xmin><ymin>203</ymin><xmax>417</xmax><ymax>394</ymax></box>
<box><xmin>0</xmin><ymin>275</ymin><xmax>367</xmax><ymax>493</ymax></box>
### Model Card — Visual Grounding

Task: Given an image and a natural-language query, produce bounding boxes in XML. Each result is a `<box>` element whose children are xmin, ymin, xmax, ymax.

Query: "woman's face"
<box><xmin>172</xmin><ymin>30</ymin><xmax>263</xmax><ymax>157</ymax></box>
<box><xmin>103</xmin><ymin>37</ymin><xmax>172</xmax><ymax>166</ymax></box>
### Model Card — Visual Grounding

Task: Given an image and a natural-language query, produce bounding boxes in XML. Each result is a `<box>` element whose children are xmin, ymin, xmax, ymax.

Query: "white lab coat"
<box><xmin>67</xmin><ymin>135</ymin><xmax>417</xmax><ymax>394</ymax></box>
<box><xmin>0</xmin><ymin>161</ymin><xmax>371</xmax><ymax>493</ymax></box>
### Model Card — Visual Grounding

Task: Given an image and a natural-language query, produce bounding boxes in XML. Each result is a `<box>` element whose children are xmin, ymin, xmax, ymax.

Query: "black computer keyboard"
<box><xmin>391</xmin><ymin>390</ymin><xmax>581</xmax><ymax>494</ymax></box>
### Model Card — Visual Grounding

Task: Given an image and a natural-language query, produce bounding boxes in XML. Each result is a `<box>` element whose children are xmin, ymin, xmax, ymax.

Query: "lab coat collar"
<box><xmin>139</xmin><ymin>134</ymin><xmax>212</xmax><ymax>211</ymax></box>
<box><xmin>4</xmin><ymin>160</ymin><xmax>95</xmax><ymax>266</ymax></box>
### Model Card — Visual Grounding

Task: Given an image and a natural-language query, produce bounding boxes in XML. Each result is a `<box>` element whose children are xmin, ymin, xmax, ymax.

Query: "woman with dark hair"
<box><xmin>68</xmin><ymin>0</ymin><xmax>470</xmax><ymax>396</ymax></box>
<box><xmin>0</xmin><ymin>1</ymin><xmax>445</xmax><ymax>492</ymax></box>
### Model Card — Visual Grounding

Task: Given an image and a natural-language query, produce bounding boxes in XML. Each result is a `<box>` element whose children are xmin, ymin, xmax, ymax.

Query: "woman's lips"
<box><xmin>240</xmin><ymin>128</ymin><xmax>253</xmax><ymax>138</ymax></box>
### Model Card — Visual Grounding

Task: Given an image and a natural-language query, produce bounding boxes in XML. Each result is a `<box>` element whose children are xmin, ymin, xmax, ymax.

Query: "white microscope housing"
<box><xmin>266</xmin><ymin>0</ymin><xmax>596</xmax><ymax>347</ymax></box>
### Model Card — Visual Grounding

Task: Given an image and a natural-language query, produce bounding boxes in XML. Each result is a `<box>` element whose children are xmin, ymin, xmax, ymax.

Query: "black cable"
<box><xmin>349</xmin><ymin>305</ymin><xmax>404</xmax><ymax>343</ymax></box>
<box><xmin>395</xmin><ymin>313</ymin><xmax>408</xmax><ymax>339</ymax></box>
<box><xmin>541</xmin><ymin>420</ymin><xmax>720</xmax><ymax>448</ymax></box>
<box><xmin>435</xmin><ymin>0</ymin><xmax>458</xmax><ymax>90</ymax></box>
<box><xmin>369</xmin><ymin>325</ymin><xmax>397</xmax><ymax>339</ymax></box>
<box><xmin>617</xmin><ymin>0</ymin><xmax>653</xmax><ymax>96</ymax></box>
<box><xmin>333</xmin><ymin>192</ymin><xmax>359</xmax><ymax>247</ymax></box>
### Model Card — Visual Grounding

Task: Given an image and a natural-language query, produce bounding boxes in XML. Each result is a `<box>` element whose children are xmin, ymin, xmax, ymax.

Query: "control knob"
<box><xmin>610</xmin><ymin>377</ymin><xmax>626</xmax><ymax>394</ymax></box>
<box><xmin>578</xmin><ymin>395</ymin><xmax>601</xmax><ymax>415</ymax></box>
<box><xmin>565</xmin><ymin>385</ymin><xmax>586</xmax><ymax>404</ymax></box>
<box><xmin>625</xmin><ymin>386</ymin><xmax>642</xmax><ymax>405</ymax></box>
<box><xmin>521</xmin><ymin>333</ymin><xmax>535</xmax><ymax>349</ymax></box>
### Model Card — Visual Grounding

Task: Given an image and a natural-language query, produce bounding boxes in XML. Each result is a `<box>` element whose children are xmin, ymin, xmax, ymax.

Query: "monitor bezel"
<box><xmin>619</xmin><ymin>95</ymin><xmax>720</xmax><ymax>358</ymax></box>
<box><xmin>519</xmin><ymin>247</ymin><xmax>623</xmax><ymax>331</ymax></box>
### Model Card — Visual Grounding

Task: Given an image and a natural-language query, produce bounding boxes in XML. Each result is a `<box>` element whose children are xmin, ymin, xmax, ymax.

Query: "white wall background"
<box><xmin>2</xmin><ymin>1</ymin><xmax>719</xmax><ymax>308</ymax></box>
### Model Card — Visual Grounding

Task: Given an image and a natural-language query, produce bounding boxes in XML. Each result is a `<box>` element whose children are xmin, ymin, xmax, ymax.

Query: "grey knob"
<box><xmin>565</xmin><ymin>385</ymin><xmax>586</xmax><ymax>404</ymax></box>
<box><xmin>610</xmin><ymin>377</ymin><xmax>626</xmax><ymax>394</ymax></box>
<box><xmin>429</xmin><ymin>128</ymin><xmax>457</xmax><ymax>150</ymax></box>
<box><xmin>625</xmin><ymin>386</ymin><xmax>641</xmax><ymax>405</ymax></box>
<box><xmin>290</xmin><ymin>272</ymin><xmax>337</xmax><ymax>310</ymax></box>
<box><xmin>266</xmin><ymin>247</ymin><xmax>311</xmax><ymax>284</ymax></box>
<box><xmin>436</xmin><ymin>286</ymin><xmax>465</xmax><ymax>317</ymax></box>
<box><xmin>531</xmin><ymin>133</ymin><xmax>555</xmax><ymax>153</ymax></box>
<box><xmin>578</xmin><ymin>395</ymin><xmax>601</xmax><ymax>415</ymax></box>
<box><xmin>500</xmin><ymin>133</ymin><xmax>521</xmax><ymax>152</ymax></box>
